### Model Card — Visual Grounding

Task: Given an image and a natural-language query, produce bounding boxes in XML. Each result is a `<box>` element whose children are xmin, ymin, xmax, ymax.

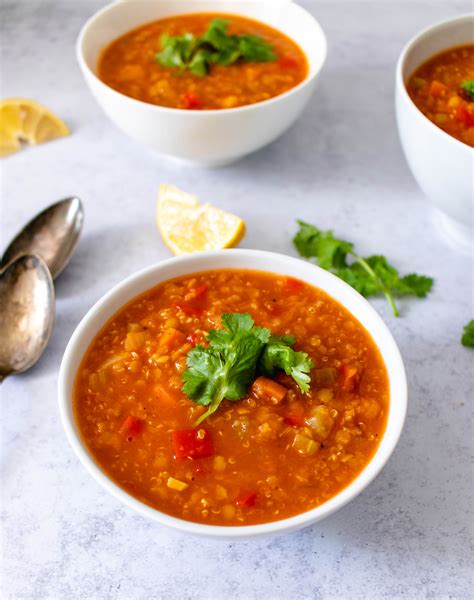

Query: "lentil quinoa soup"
<box><xmin>407</xmin><ymin>44</ymin><xmax>474</xmax><ymax>147</ymax></box>
<box><xmin>98</xmin><ymin>13</ymin><xmax>308</xmax><ymax>110</ymax></box>
<box><xmin>74</xmin><ymin>270</ymin><xmax>389</xmax><ymax>526</ymax></box>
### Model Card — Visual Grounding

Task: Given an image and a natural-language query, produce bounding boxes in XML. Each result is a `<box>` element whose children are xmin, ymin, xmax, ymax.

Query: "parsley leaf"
<box><xmin>293</xmin><ymin>221</ymin><xmax>434</xmax><ymax>316</ymax></box>
<box><xmin>156</xmin><ymin>19</ymin><xmax>276</xmax><ymax>77</ymax></box>
<box><xmin>461</xmin><ymin>320</ymin><xmax>474</xmax><ymax>347</ymax></box>
<box><xmin>460</xmin><ymin>80</ymin><xmax>474</xmax><ymax>101</ymax></box>
<box><xmin>260</xmin><ymin>337</ymin><xmax>313</xmax><ymax>393</ymax></box>
<box><xmin>182</xmin><ymin>313</ymin><xmax>312</xmax><ymax>424</ymax></box>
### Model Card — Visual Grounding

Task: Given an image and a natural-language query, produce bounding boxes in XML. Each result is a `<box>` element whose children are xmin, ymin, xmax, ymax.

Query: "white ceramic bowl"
<box><xmin>395</xmin><ymin>14</ymin><xmax>474</xmax><ymax>253</ymax></box>
<box><xmin>58</xmin><ymin>249</ymin><xmax>407</xmax><ymax>539</ymax></box>
<box><xmin>76</xmin><ymin>0</ymin><xmax>327</xmax><ymax>167</ymax></box>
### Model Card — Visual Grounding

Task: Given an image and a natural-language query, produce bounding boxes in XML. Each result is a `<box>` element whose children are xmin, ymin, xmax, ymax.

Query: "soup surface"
<box><xmin>98</xmin><ymin>13</ymin><xmax>308</xmax><ymax>110</ymax></box>
<box><xmin>74</xmin><ymin>270</ymin><xmax>389</xmax><ymax>526</ymax></box>
<box><xmin>407</xmin><ymin>44</ymin><xmax>474</xmax><ymax>146</ymax></box>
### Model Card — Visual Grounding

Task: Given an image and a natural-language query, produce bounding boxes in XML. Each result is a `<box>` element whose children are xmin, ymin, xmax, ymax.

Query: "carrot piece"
<box><xmin>251</xmin><ymin>376</ymin><xmax>288</xmax><ymax>405</ymax></box>
<box><xmin>339</xmin><ymin>364</ymin><xmax>359</xmax><ymax>392</ymax></box>
<box><xmin>158</xmin><ymin>327</ymin><xmax>185</xmax><ymax>351</ymax></box>
<box><xmin>429</xmin><ymin>80</ymin><xmax>449</xmax><ymax>98</ymax></box>
<box><xmin>119</xmin><ymin>416</ymin><xmax>142</xmax><ymax>439</ymax></box>
<box><xmin>153</xmin><ymin>384</ymin><xmax>177</xmax><ymax>404</ymax></box>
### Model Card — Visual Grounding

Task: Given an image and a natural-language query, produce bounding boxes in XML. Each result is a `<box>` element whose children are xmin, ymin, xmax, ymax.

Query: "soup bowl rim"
<box><xmin>58</xmin><ymin>249</ymin><xmax>407</xmax><ymax>538</ymax></box>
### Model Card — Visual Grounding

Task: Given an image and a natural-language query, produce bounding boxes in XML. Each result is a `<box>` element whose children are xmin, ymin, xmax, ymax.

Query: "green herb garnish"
<box><xmin>293</xmin><ymin>220</ymin><xmax>433</xmax><ymax>317</ymax></box>
<box><xmin>460</xmin><ymin>80</ymin><xmax>474</xmax><ymax>101</ymax></box>
<box><xmin>260</xmin><ymin>336</ymin><xmax>313</xmax><ymax>393</ymax></box>
<box><xmin>461</xmin><ymin>320</ymin><xmax>474</xmax><ymax>347</ymax></box>
<box><xmin>182</xmin><ymin>313</ymin><xmax>312</xmax><ymax>424</ymax></box>
<box><xmin>156</xmin><ymin>19</ymin><xmax>277</xmax><ymax>77</ymax></box>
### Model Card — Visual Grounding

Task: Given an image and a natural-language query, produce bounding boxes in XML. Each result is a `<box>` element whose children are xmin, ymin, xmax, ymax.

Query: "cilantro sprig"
<box><xmin>460</xmin><ymin>80</ymin><xmax>474</xmax><ymax>102</ymax></box>
<box><xmin>260</xmin><ymin>336</ymin><xmax>313</xmax><ymax>393</ymax></box>
<box><xmin>182</xmin><ymin>313</ymin><xmax>312</xmax><ymax>425</ymax></box>
<box><xmin>156</xmin><ymin>19</ymin><xmax>276</xmax><ymax>77</ymax></box>
<box><xmin>293</xmin><ymin>221</ymin><xmax>433</xmax><ymax>317</ymax></box>
<box><xmin>461</xmin><ymin>320</ymin><xmax>474</xmax><ymax>347</ymax></box>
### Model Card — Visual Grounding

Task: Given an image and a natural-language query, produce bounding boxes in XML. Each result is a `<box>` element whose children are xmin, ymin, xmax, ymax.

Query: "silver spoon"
<box><xmin>1</xmin><ymin>197</ymin><xmax>84</xmax><ymax>279</ymax></box>
<box><xmin>0</xmin><ymin>255</ymin><xmax>55</xmax><ymax>383</ymax></box>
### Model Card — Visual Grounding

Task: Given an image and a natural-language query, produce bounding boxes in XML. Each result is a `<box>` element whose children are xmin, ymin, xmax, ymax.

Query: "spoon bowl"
<box><xmin>1</xmin><ymin>197</ymin><xmax>84</xmax><ymax>279</ymax></box>
<box><xmin>0</xmin><ymin>255</ymin><xmax>55</xmax><ymax>382</ymax></box>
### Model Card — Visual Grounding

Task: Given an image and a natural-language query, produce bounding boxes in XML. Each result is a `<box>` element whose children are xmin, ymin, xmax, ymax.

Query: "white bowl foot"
<box><xmin>155</xmin><ymin>152</ymin><xmax>242</xmax><ymax>168</ymax></box>
<box><xmin>433</xmin><ymin>209</ymin><xmax>473</xmax><ymax>255</ymax></box>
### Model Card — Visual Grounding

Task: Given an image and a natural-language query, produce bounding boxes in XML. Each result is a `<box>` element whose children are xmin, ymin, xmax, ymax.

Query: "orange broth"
<box><xmin>98</xmin><ymin>13</ymin><xmax>308</xmax><ymax>110</ymax></box>
<box><xmin>74</xmin><ymin>270</ymin><xmax>389</xmax><ymax>526</ymax></box>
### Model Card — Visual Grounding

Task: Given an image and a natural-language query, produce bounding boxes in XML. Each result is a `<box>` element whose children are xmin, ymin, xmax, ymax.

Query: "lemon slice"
<box><xmin>157</xmin><ymin>184</ymin><xmax>246</xmax><ymax>255</ymax></box>
<box><xmin>0</xmin><ymin>98</ymin><xmax>70</xmax><ymax>158</ymax></box>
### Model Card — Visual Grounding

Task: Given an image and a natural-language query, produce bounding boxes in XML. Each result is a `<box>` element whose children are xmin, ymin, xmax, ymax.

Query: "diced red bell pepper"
<box><xmin>174</xmin><ymin>301</ymin><xmax>202</xmax><ymax>317</ymax></box>
<box><xmin>183</xmin><ymin>90</ymin><xmax>201</xmax><ymax>110</ymax></box>
<box><xmin>455</xmin><ymin>105</ymin><xmax>474</xmax><ymax>127</ymax></box>
<box><xmin>192</xmin><ymin>284</ymin><xmax>208</xmax><ymax>299</ymax></box>
<box><xmin>279</xmin><ymin>55</ymin><xmax>299</xmax><ymax>69</ymax></box>
<box><xmin>284</xmin><ymin>414</ymin><xmax>305</xmax><ymax>428</ymax></box>
<box><xmin>339</xmin><ymin>364</ymin><xmax>359</xmax><ymax>392</ymax></box>
<box><xmin>283</xmin><ymin>277</ymin><xmax>304</xmax><ymax>292</ymax></box>
<box><xmin>119</xmin><ymin>416</ymin><xmax>142</xmax><ymax>439</ymax></box>
<box><xmin>235</xmin><ymin>492</ymin><xmax>257</xmax><ymax>508</ymax></box>
<box><xmin>251</xmin><ymin>376</ymin><xmax>288</xmax><ymax>405</ymax></box>
<box><xmin>186</xmin><ymin>332</ymin><xmax>200</xmax><ymax>347</ymax></box>
<box><xmin>268</xmin><ymin>303</ymin><xmax>283</xmax><ymax>316</ymax></box>
<box><xmin>174</xmin><ymin>285</ymin><xmax>208</xmax><ymax>317</ymax></box>
<box><xmin>171</xmin><ymin>428</ymin><xmax>214</xmax><ymax>460</ymax></box>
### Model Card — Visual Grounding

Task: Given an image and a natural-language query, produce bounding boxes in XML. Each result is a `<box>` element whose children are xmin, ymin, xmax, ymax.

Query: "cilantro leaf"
<box><xmin>182</xmin><ymin>313</ymin><xmax>313</xmax><ymax>424</ymax></box>
<box><xmin>188</xmin><ymin>48</ymin><xmax>212</xmax><ymax>76</ymax></box>
<box><xmin>200</xmin><ymin>19</ymin><xmax>238</xmax><ymax>64</ymax></box>
<box><xmin>461</xmin><ymin>320</ymin><xmax>474</xmax><ymax>347</ymax></box>
<box><xmin>293</xmin><ymin>221</ymin><xmax>434</xmax><ymax>317</ymax></box>
<box><xmin>293</xmin><ymin>221</ymin><xmax>352</xmax><ymax>269</ymax></box>
<box><xmin>269</xmin><ymin>334</ymin><xmax>296</xmax><ymax>346</ymax></box>
<box><xmin>155</xmin><ymin>33</ymin><xmax>197</xmax><ymax>70</ymax></box>
<box><xmin>394</xmin><ymin>273</ymin><xmax>434</xmax><ymax>298</ymax></box>
<box><xmin>335</xmin><ymin>263</ymin><xmax>381</xmax><ymax>297</ymax></box>
<box><xmin>183</xmin><ymin>313</ymin><xmax>270</xmax><ymax>425</ymax></box>
<box><xmin>156</xmin><ymin>18</ymin><xmax>276</xmax><ymax>77</ymax></box>
<box><xmin>460</xmin><ymin>80</ymin><xmax>474</xmax><ymax>101</ymax></box>
<box><xmin>238</xmin><ymin>35</ymin><xmax>277</xmax><ymax>62</ymax></box>
<box><xmin>260</xmin><ymin>340</ymin><xmax>313</xmax><ymax>393</ymax></box>
<box><xmin>181</xmin><ymin>345</ymin><xmax>222</xmax><ymax>406</ymax></box>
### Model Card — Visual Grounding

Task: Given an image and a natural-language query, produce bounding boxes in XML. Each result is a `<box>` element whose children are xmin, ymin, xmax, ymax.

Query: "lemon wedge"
<box><xmin>0</xmin><ymin>98</ymin><xmax>69</xmax><ymax>158</ymax></box>
<box><xmin>157</xmin><ymin>184</ymin><xmax>246</xmax><ymax>255</ymax></box>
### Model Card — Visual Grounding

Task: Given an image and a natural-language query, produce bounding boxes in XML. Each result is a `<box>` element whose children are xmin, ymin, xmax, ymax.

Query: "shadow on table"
<box><xmin>224</xmin><ymin>66</ymin><xmax>415</xmax><ymax>196</ymax></box>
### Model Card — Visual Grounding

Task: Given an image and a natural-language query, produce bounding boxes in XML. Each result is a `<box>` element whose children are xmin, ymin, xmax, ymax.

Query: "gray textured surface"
<box><xmin>1</xmin><ymin>1</ymin><xmax>473</xmax><ymax>599</ymax></box>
